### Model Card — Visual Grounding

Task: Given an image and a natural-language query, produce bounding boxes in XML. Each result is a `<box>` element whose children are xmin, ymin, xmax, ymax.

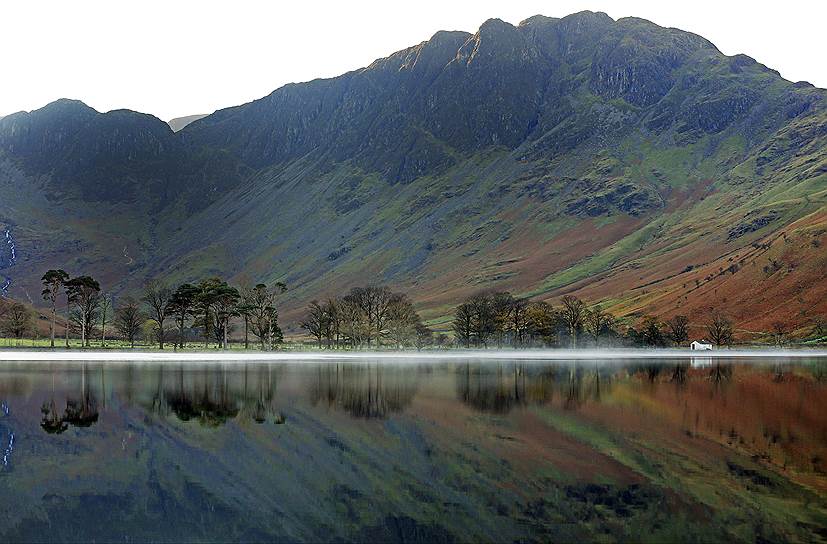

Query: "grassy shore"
<box><xmin>0</xmin><ymin>337</ymin><xmax>311</xmax><ymax>351</ymax></box>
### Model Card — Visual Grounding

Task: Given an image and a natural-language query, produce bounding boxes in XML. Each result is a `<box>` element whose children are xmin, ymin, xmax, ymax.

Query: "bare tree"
<box><xmin>526</xmin><ymin>301</ymin><xmax>557</xmax><ymax>346</ymax></box>
<box><xmin>338</xmin><ymin>296</ymin><xmax>367</xmax><ymax>348</ymax></box>
<box><xmin>344</xmin><ymin>285</ymin><xmax>395</xmax><ymax>346</ymax></box>
<box><xmin>770</xmin><ymin>321</ymin><xmax>789</xmax><ymax>346</ymax></box>
<box><xmin>812</xmin><ymin>317</ymin><xmax>826</xmax><ymax>340</ymax></box>
<box><xmin>141</xmin><ymin>281</ymin><xmax>172</xmax><ymax>349</ymax></box>
<box><xmin>468</xmin><ymin>293</ymin><xmax>495</xmax><ymax>347</ymax></box>
<box><xmin>324</xmin><ymin>298</ymin><xmax>341</xmax><ymax>348</ymax></box>
<box><xmin>706</xmin><ymin>312</ymin><xmax>734</xmax><ymax>347</ymax></box>
<box><xmin>453</xmin><ymin>302</ymin><xmax>474</xmax><ymax>348</ymax></box>
<box><xmin>640</xmin><ymin>316</ymin><xmax>665</xmax><ymax>347</ymax></box>
<box><xmin>490</xmin><ymin>291</ymin><xmax>514</xmax><ymax>347</ymax></box>
<box><xmin>560</xmin><ymin>296</ymin><xmax>586</xmax><ymax>348</ymax></box>
<box><xmin>246</xmin><ymin>282</ymin><xmax>286</xmax><ymax>350</ymax></box>
<box><xmin>386</xmin><ymin>294</ymin><xmax>419</xmax><ymax>348</ymax></box>
<box><xmin>414</xmin><ymin>323</ymin><xmax>433</xmax><ymax>351</ymax></box>
<box><xmin>509</xmin><ymin>298</ymin><xmax>529</xmax><ymax>347</ymax></box>
<box><xmin>115</xmin><ymin>296</ymin><xmax>143</xmax><ymax>348</ymax></box>
<box><xmin>585</xmin><ymin>305</ymin><xmax>614</xmax><ymax>346</ymax></box>
<box><xmin>301</xmin><ymin>300</ymin><xmax>328</xmax><ymax>348</ymax></box>
<box><xmin>1</xmin><ymin>302</ymin><xmax>32</xmax><ymax>340</ymax></box>
<box><xmin>666</xmin><ymin>315</ymin><xmax>690</xmax><ymax>346</ymax></box>
<box><xmin>99</xmin><ymin>293</ymin><xmax>112</xmax><ymax>347</ymax></box>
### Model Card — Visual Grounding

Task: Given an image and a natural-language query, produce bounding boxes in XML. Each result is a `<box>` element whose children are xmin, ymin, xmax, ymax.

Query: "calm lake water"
<box><xmin>0</xmin><ymin>356</ymin><xmax>825</xmax><ymax>543</ymax></box>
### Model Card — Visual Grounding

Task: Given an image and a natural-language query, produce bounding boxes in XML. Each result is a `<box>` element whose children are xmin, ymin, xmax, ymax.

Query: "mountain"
<box><xmin>168</xmin><ymin>114</ymin><xmax>208</xmax><ymax>132</ymax></box>
<box><xmin>0</xmin><ymin>11</ymin><xmax>825</xmax><ymax>335</ymax></box>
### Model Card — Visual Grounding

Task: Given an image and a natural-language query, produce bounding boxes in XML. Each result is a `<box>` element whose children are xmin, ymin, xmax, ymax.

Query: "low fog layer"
<box><xmin>0</xmin><ymin>349</ymin><xmax>824</xmax><ymax>364</ymax></box>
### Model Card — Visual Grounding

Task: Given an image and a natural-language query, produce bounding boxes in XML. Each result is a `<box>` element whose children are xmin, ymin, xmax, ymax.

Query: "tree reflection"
<box><xmin>310</xmin><ymin>364</ymin><xmax>418</xmax><ymax>419</ymax></box>
<box><xmin>40</xmin><ymin>365</ymin><xmax>99</xmax><ymax>433</ymax></box>
<box><xmin>62</xmin><ymin>396</ymin><xmax>99</xmax><ymax>427</ymax></box>
<box><xmin>670</xmin><ymin>364</ymin><xmax>688</xmax><ymax>387</ymax></box>
<box><xmin>457</xmin><ymin>364</ymin><xmax>560</xmax><ymax>413</ymax></box>
<box><xmin>40</xmin><ymin>398</ymin><xmax>68</xmax><ymax>434</ymax></box>
<box><xmin>158</xmin><ymin>366</ymin><xmax>239</xmax><ymax>427</ymax></box>
<box><xmin>239</xmin><ymin>365</ymin><xmax>279</xmax><ymax>424</ymax></box>
<box><xmin>709</xmin><ymin>363</ymin><xmax>732</xmax><ymax>386</ymax></box>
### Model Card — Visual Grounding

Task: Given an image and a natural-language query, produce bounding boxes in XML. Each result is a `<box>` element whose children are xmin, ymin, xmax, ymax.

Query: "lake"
<box><xmin>0</xmin><ymin>355</ymin><xmax>825</xmax><ymax>542</ymax></box>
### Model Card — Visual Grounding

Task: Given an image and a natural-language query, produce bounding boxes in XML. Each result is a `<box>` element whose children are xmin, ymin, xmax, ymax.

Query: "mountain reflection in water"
<box><xmin>0</xmin><ymin>358</ymin><xmax>824</xmax><ymax>543</ymax></box>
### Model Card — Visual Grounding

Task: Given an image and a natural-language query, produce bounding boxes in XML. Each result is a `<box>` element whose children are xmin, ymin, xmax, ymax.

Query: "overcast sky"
<box><xmin>1</xmin><ymin>1</ymin><xmax>824</xmax><ymax>120</ymax></box>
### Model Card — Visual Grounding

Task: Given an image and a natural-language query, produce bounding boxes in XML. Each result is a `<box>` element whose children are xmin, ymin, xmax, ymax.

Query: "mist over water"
<box><xmin>0</xmin><ymin>356</ymin><xmax>825</xmax><ymax>542</ymax></box>
<box><xmin>0</xmin><ymin>348</ymin><xmax>825</xmax><ymax>363</ymax></box>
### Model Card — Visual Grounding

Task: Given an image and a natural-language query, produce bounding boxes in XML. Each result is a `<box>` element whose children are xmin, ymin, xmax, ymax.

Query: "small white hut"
<box><xmin>690</xmin><ymin>340</ymin><xmax>713</xmax><ymax>351</ymax></box>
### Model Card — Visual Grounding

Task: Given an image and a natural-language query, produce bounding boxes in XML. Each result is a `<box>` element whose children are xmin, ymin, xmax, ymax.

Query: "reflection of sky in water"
<box><xmin>0</xmin><ymin>359</ymin><xmax>824</xmax><ymax>542</ymax></box>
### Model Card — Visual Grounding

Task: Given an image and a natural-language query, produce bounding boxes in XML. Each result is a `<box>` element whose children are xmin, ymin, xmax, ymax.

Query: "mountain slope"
<box><xmin>0</xmin><ymin>11</ymin><xmax>825</xmax><ymax>335</ymax></box>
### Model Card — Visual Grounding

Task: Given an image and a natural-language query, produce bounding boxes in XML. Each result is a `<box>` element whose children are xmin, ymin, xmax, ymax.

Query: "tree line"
<box><xmin>450</xmin><ymin>290</ymin><xmax>740</xmax><ymax>348</ymax></box>
<box><xmin>37</xmin><ymin>269</ymin><xmax>287</xmax><ymax>349</ymax></box>
<box><xmin>0</xmin><ymin>271</ymin><xmax>816</xmax><ymax>349</ymax></box>
<box><xmin>300</xmin><ymin>285</ymin><xmax>436</xmax><ymax>349</ymax></box>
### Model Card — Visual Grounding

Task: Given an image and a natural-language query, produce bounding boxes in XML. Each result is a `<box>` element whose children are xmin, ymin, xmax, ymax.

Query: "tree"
<box><xmin>468</xmin><ymin>293</ymin><xmax>496</xmax><ymax>347</ymax></box>
<box><xmin>66</xmin><ymin>276</ymin><xmax>101</xmax><ymax>347</ymax></box>
<box><xmin>585</xmin><ymin>306</ymin><xmax>614</xmax><ymax>347</ymax></box>
<box><xmin>41</xmin><ymin>269</ymin><xmax>69</xmax><ymax>348</ymax></box>
<box><xmin>526</xmin><ymin>301</ymin><xmax>557</xmax><ymax>346</ymax></box>
<box><xmin>323</xmin><ymin>298</ymin><xmax>341</xmax><ymax>348</ymax></box>
<box><xmin>453</xmin><ymin>302</ymin><xmax>473</xmax><ymax>348</ymax></box>
<box><xmin>237</xmin><ymin>299</ymin><xmax>253</xmax><ymax>350</ymax></box>
<box><xmin>115</xmin><ymin>296</ymin><xmax>143</xmax><ymax>348</ymax></box>
<box><xmin>770</xmin><ymin>321</ymin><xmax>789</xmax><ymax>346</ymax></box>
<box><xmin>344</xmin><ymin>285</ymin><xmax>394</xmax><ymax>346</ymax></box>
<box><xmin>1</xmin><ymin>302</ymin><xmax>32</xmax><ymax>339</ymax></box>
<box><xmin>706</xmin><ymin>312</ymin><xmax>734</xmax><ymax>347</ymax></box>
<box><xmin>301</xmin><ymin>300</ymin><xmax>328</xmax><ymax>348</ymax></box>
<box><xmin>99</xmin><ymin>293</ymin><xmax>112</xmax><ymax>346</ymax></box>
<box><xmin>640</xmin><ymin>316</ymin><xmax>666</xmax><ymax>347</ymax></box>
<box><xmin>142</xmin><ymin>281</ymin><xmax>172</xmax><ymax>349</ymax></box>
<box><xmin>338</xmin><ymin>296</ymin><xmax>367</xmax><ymax>348</ymax></box>
<box><xmin>324</xmin><ymin>285</ymin><xmax>418</xmax><ymax>349</ymax></box>
<box><xmin>490</xmin><ymin>291</ymin><xmax>515</xmax><ymax>347</ymax></box>
<box><xmin>666</xmin><ymin>315</ymin><xmax>690</xmax><ymax>346</ymax></box>
<box><xmin>414</xmin><ymin>323</ymin><xmax>433</xmax><ymax>350</ymax></box>
<box><xmin>194</xmin><ymin>278</ymin><xmax>222</xmax><ymax>348</ymax></box>
<box><xmin>246</xmin><ymin>282</ymin><xmax>286</xmax><ymax>350</ymax></box>
<box><xmin>560</xmin><ymin>296</ymin><xmax>586</xmax><ymax>348</ymax></box>
<box><xmin>386</xmin><ymin>294</ymin><xmax>419</xmax><ymax>348</ymax></box>
<box><xmin>213</xmin><ymin>284</ymin><xmax>241</xmax><ymax>349</ymax></box>
<box><xmin>509</xmin><ymin>297</ymin><xmax>529</xmax><ymax>347</ymax></box>
<box><xmin>168</xmin><ymin>283</ymin><xmax>199</xmax><ymax>350</ymax></box>
<box><xmin>812</xmin><ymin>316</ymin><xmax>826</xmax><ymax>340</ymax></box>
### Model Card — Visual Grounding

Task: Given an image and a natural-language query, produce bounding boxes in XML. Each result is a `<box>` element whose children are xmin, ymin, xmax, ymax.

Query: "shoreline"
<box><xmin>0</xmin><ymin>348</ymin><xmax>823</xmax><ymax>363</ymax></box>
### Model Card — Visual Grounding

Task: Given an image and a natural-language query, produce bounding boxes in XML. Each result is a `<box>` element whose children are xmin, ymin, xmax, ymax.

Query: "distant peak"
<box><xmin>478</xmin><ymin>18</ymin><xmax>514</xmax><ymax>32</ymax></box>
<box><xmin>40</xmin><ymin>98</ymin><xmax>97</xmax><ymax>113</ymax></box>
<box><xmin>561</xmin><ymin>10</ymin><xmax>613</xmax><ymax>23</ymax></box>
<box><xmin>428</xmin><ymin>29</ymin><xmax>472</xmax><ymax>42</ymax></box>
<box><xmin>518</xmin><ymin>15</ymin><xmax>558</xmax><ymax>27</ymax></box>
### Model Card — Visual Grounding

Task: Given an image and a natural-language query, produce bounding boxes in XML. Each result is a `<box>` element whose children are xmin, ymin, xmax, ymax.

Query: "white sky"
<box><xmin>1</xmin><ymin>1</ymin><xmax>824</xmax><ymax>121</ymax></box>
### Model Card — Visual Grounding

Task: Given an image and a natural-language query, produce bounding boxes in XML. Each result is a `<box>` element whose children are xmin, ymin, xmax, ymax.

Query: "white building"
<box><xmin>690</xmin><ymin>340</ymin><xmax>713</xmax><ymax>351</ymax></box>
